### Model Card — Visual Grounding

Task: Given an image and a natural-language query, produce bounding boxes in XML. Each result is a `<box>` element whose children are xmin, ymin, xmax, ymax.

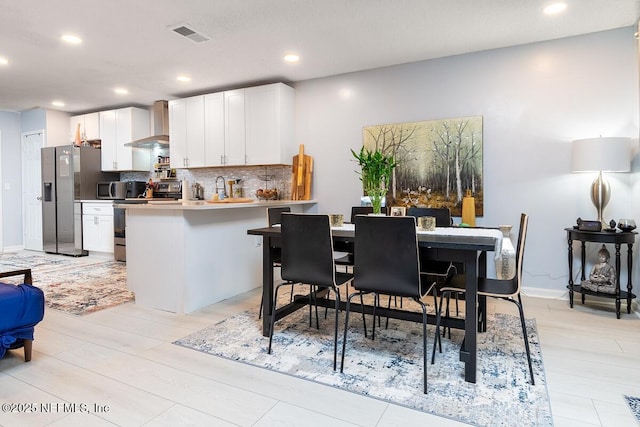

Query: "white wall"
<box><xmin>0</xmin><ymin>110</ymin><xmax>23</xmax><ymax>248</ymax></box>
<box><xmin>293</xmin><ymin>27</ymin><xmax>639</xmax><ymax>296</ymax></box>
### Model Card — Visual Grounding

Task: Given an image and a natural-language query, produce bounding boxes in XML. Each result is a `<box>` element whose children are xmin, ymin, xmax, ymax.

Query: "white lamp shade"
<box><xmin>571</xmin><ymin>137</ymin><xmax>631</xmax><ymax>172</ymax></box>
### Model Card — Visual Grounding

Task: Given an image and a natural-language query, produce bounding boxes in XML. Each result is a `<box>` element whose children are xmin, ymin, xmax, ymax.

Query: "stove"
<box><xmin>153</xmin><ymin>180</ymin><xmax>182</xmax><ymax>199</ymax></box>
<box><xmin>114</xmin><ymin>180</ymin><xmax>182</xmax><ymax>262</ymax></box>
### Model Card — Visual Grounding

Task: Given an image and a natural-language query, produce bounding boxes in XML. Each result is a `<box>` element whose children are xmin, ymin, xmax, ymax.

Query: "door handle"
<box><xmin>36</xmin><ymin>196</ymin><xmax>42</xmax><ymax>201</ymax></box>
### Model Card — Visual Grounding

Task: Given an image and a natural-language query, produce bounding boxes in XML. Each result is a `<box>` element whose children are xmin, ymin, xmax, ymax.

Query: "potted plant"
<box><xmin>351</xmin><ymin>147</ymin><xmax>397</xmax><ymax>214</ymax></box>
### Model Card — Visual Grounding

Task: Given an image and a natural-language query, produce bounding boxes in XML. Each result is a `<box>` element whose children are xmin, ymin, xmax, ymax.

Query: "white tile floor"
<box><xmin>1</xmin><ymin>284</ymin><xmax>639</xmax><ymax>426</ymax></box>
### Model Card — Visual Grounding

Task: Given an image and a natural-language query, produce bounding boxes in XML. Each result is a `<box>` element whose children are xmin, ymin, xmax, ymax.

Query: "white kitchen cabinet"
<box><xmin>169</xmin><ymin>96</ymin><xmax>207</xmax><ymax>168</ymax></box>
<box><xmin>168</xmin><ymin>99</ymin><xmax>187</xmax><ymax>169</ymax></box>
<box><xmin>204</xmin><ymin>92</ymin><xmax>225</xmax><ymax>166</ymax></box>
<box><xmin>224</xmin><ymin>89</ymin><xmax>246</xmax><ymax>166</ymax></box>
<box><xmin>168</xmin><ymin>83</ymin><xmax>294</xmax><ymax>168</ymax></box>
<box><xmin>100</xmin><ymin>107</ymin><xmax>151</xmax><ymax>171</ymax></box>
<box><xmin>170</xmin><ymin>93</ymin><xmax>225</xmax><ymax>168</ymax></box>
<box><xmin>82</xmin><ymin>202</ymin><xmax>114</xmax><ymax>253</ymax></box>
<box><xmin>244</xmin><ymin>83</ymin><xmax>294</xmax><ymax>165</ymax></box>
<box><xmin>69</xmin><ymin>112</ymin><xmax>100</xmax><ymax>142</ymax></box>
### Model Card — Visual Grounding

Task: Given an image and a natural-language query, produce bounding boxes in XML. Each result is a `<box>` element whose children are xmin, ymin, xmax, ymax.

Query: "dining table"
<box><xmin>247</xmin><ymin>223</ymin><xmax>504</xmax><ymax>384</ymax></box>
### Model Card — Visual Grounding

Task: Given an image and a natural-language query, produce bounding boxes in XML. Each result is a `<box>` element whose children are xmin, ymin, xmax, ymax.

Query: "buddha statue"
<box><xmin>581</xmin><ymin>245</ymin><xmax>617</xmax><ymax>294</ymax></box>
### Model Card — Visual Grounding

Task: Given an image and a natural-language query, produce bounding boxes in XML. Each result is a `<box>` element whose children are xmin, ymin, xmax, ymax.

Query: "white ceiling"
<box><xmin>1</xmin><ymin>0</ymin><xmax>638</xmax><ymax>114</ymax></box>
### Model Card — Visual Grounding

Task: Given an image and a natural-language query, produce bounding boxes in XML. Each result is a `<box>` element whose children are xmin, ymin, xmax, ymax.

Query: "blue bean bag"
<box><xmin>0</xmin><ymin>269</ymin><xmax>45</xmax><ymax>361</ymax></box>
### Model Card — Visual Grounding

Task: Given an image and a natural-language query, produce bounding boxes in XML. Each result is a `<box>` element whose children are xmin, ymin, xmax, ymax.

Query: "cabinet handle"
<box><xmin>220</xmin><ymin>155</ymin><xmax>224</xmax><ymax>165</ymax></box>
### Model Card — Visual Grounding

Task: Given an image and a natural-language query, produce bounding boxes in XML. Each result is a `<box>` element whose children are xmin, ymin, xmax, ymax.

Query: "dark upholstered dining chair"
<box><xmin>259</xmin><ymin>207</ymin><xmax>292</xmax><ymax>319</ymax></box>
<box><xmin>432</xmin><ymin>213</ymin><xmax>535</xmax><ymax>385</ymax></box>
<box><xmin>340</xmin><ymin>215</ymin><xmax>435</xmax><ymax>393</ymax></box>
<box><xmin>268</xmin><ymin>213</ymin><xmax>354</xmax><ymax>370</ymax></box>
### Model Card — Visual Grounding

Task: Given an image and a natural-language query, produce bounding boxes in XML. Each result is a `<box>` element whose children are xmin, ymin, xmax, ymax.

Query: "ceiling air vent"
<box><xmin>170</xmin><ymin>24</ymin><xmax>210</xmax><ymax>43</ymax></box>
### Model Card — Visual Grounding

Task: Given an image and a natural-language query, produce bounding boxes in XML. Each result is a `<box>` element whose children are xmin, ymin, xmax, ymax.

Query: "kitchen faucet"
<box><xmin>215</xmin><ymin>176</ymin><xmax>226</xmax><ymax>198</ymax></box>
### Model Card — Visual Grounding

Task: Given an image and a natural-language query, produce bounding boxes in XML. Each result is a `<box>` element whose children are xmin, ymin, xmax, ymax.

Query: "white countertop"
<box><xmin>116</xmin><ymin>199</ymin><xmax>317</xmax><ymax>210</ymax></box>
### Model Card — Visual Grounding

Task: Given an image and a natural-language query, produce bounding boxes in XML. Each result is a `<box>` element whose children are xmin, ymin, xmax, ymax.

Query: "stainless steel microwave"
<box><xmin>97</xmin><ymin>181</ymin><xmax>127</xmax><ymax>199</ymax></box>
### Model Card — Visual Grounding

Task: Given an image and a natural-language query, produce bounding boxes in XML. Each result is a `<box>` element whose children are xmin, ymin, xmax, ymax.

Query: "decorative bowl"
<box><xmin>256</xmin><ymin>188</ymin><xmax>278</xmax><ymax>200</ymax></box>
<box><xmin>617</xmin><ymin>219</ymin><xmax>636</xmax><ymax>232</ymax></box>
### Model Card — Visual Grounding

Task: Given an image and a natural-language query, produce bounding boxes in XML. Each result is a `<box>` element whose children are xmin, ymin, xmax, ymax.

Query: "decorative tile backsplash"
<box><xmin>122</xmin><ymin>165</ymin><xmax>293</xmax><ymax>200</ymax></box>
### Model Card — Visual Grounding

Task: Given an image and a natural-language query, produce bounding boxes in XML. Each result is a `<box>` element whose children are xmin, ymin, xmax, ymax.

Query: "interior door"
<box><xmin>22</xmin><ymin>131</ymin><xmax>44</xmax><ymax>251</ymax></box>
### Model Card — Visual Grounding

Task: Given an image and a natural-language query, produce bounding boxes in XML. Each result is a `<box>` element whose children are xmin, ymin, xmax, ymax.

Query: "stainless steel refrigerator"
<box><xmin>42</xmin><ymin>145</ymin><xmax>117</xmax><ymax>256</ymax></box>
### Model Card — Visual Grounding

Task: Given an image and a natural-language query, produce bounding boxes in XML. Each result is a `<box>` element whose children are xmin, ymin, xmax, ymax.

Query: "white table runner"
<box><xmin>330</xmin><ymin>224</ymin><xmax>516</xmax><ymax>279</ymax></box>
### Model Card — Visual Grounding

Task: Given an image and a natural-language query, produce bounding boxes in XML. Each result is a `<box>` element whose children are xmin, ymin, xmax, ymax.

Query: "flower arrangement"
<box><xmin>351</xmin><ymin>147</ymin><xmax>397</xmax><ymax>214</ymax></box>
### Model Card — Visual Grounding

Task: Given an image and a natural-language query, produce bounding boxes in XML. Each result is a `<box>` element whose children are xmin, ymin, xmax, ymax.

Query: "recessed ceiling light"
<box><xmin>51</xmin><ymin>100</ymin><xmax>65</xmax><ymax>107</ymax></box>
<box><xmin>543</xmin><ymin>2</ymin><xmax>567</xmax><ymax>15</ymax></box>
<box><xmin>177</xmin><ymin>75</ymin><xmax>191</xmax><ymax>82</ymax></box>
<box><xmin>284</xmin><ymin>54</ymin><xmax>300</xmax><ymax>63</ymax></box>
<box><xmin>0</xmin><ymin>56</ymin><xmax>8</xmax><ymax>65</ymax></box>
<box><xmin>61</xmin><ymin>34</ymin><xmax>82</xmax><ymax>44</ymax></box>
<box><xmin>113</xmin><ymin>87</ymin><xmax>129</xmax><ymax>95</ymax></box>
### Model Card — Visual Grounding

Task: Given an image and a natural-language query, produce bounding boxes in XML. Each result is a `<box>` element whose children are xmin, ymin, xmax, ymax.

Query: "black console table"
<box><xmin>566</xmin><ymin>227</ymin><xmax>637</xmax><ymax>318</ymax></box>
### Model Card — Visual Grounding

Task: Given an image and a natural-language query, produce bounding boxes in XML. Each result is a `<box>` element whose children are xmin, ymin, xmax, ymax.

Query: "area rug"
<box><xmin>0</xmin><ymin>252</ymin><xmax>133</xmax><ymax>316</ymax></box>
<box><xmin>0</xmin><ymin>251</ymin><xmax>95</xmax><ymax>271</ymax></box>
<box><xmin>624</xmin><ymin>395</ymin><xmax>640</xmax><ymax>422</ymax></box>
<box><xmin>34</xmin><ymin>261</ymin><xmax>132</xmax><ymax>316</ymax></box>
<box><xmin>174</xmin><ymin>301</ymin><xmax>553</xmax><ymax>426</ymax></box>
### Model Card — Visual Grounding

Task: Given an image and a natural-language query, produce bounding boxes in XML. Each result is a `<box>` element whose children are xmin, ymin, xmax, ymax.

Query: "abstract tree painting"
<box><xmin>362</xmin><ymin>115</ymin><xmax>483</xmax><ymax>216</ymax></box>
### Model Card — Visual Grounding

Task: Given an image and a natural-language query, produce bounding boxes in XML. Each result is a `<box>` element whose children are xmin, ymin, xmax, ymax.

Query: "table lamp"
<box><xmin>571</xmin><ymin>137</ymin><xmax>631</xmax><ymax>225</ymax></box>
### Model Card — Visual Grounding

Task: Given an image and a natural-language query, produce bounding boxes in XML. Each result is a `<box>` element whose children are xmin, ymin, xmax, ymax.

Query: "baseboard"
<box><xmin>522</xmin><ymin>286</ymin><xmax>566</xmax><ymax>300</ymax></box>
<box><xmin>2</xmin><ymin>245</ymin><xmax>25</xmax><ymax>253</ymax></box>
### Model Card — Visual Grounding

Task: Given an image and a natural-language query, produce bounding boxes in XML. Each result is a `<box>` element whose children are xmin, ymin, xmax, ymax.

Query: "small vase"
<box><xmin>461</xmin><ymin>189</ymin><xmax>476</xmax><ymax>226</ymax></box>
<box><xmin>496</xmin><ymin>228</ymin><xmax>516</xmax><ymax>279</ymax></box>
<box><xmin>371</xmin><ymin>197</ymin><xmax>383</xmax><ymax>215</ymax></box>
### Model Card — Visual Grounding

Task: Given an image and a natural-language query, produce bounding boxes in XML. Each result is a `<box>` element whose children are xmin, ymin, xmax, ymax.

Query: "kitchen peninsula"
<box><xmin>120</xmin><ymin>200</ymin><xmax>316</xmax><ymax>313</ymax></box>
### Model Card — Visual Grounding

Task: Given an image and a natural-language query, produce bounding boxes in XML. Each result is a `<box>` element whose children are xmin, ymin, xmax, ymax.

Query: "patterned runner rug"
<box><xmin>624</xmin><ymin>395</ymin><xmax>640</xmax><ymax>422</ymax></box>
<box><xmin>174</xmin><ymin>298</ymin><xmax>553</xmax><ymax>426</ymax></box>
<box><xmin>0</xmin><ymin>251</ymin><xmax>133</xmax><ymax>316</ymax></box>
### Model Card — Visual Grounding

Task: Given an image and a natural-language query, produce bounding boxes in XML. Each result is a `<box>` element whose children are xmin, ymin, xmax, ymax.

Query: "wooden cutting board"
<box><xmin>206</xmin><ymin>198</ymin><xmax>254</xmax><ymax>204</ymax></box>
<box><xmin>291</xmin><ymin>144</ymin><xmax>313</xmax><ymax>200</ymax></box>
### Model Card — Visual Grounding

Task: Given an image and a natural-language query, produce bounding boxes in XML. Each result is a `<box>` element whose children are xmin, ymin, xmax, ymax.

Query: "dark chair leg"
<box><xmin>260</xmin><ymin>275</ymin><xmax>295</xmax><ymax>320</ymax></box>
<box><xmin>415</xmin><ymin>298</ymin><xmax>428</xmax><ymax>394</ymax></box>
<box><xmin>360</xmin><ymin>293</ymin><xmax>367</xmax><ymax>338</ymax></box>
<box><xmin>431</xmin><ymin>291</ymin><xmax>446</xmax><ymax>364</ymax></box>
<box><xmin>268</xmin><ymin>284</ymin><xmax>285</xmax><ymax>354</ymax></box>
<box><xmin>332</xmin><ymin>288</ymin><xmax>340</xmax><ymax>370</ymax></box>
<box><xmin>23</xmin><ymin>339</ymin><xmax>33</xmax><ymax>362</ymax></box>
<box><xmin>372</xmin><ymin>293</ymin><xmax>378</xmax><ymax>340</ymax></box>
<box><xmin>512</xmin><ymin>298</ymin><xmax>535</xmax><ymax>385</ymax></box>
<box><xmin>340</xmin><ymin>293</ymin><xmax>355</xmax><ymax>373</ymax></box>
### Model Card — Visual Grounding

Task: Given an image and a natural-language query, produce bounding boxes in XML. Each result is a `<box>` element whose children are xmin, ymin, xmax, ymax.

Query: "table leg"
<box><xmin>262</xmin><ymin>236</ymin><xmax>276</xmax><ymax>336</ymax></box>
<box><xmin>478</xmin><ymin>252</ymin><xmax>487</xmax><ymax>333</ymax></box>
<box><xmin>627</xmin><ymin>243</ymin><xmax>634</xmax><ymax>314</ymax></box>
<box><xmin>460</xmin><ymin>250</ymin><xmax>478</xmax><ymax>383</ymax></box>
<box><xmin>567</xmin><ymin>236</ymin><xmax>574</xmax><ymax>308</ymax></box>
<box><xmin>581</xmin><ymin>241</ymin><xmax>586</xmax><ymax>304</ymax></box>
<box><xmin>615</xmin><ymin>243</ymin><xmax>621</xmax><ymax>319</ymax></box>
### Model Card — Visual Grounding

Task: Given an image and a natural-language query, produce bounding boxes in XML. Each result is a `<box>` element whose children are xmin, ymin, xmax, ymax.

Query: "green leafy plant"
<box><xmin>351</xmin><ymin>147</ymin><xmax>397</xmax><ymax>214</ymax></box>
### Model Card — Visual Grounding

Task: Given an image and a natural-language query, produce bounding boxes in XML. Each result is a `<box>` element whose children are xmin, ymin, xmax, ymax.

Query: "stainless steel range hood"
<box><xmin>125</xmin><ymin>100</ymin><xmax>169</xmax><ymax>148</ymax></box>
